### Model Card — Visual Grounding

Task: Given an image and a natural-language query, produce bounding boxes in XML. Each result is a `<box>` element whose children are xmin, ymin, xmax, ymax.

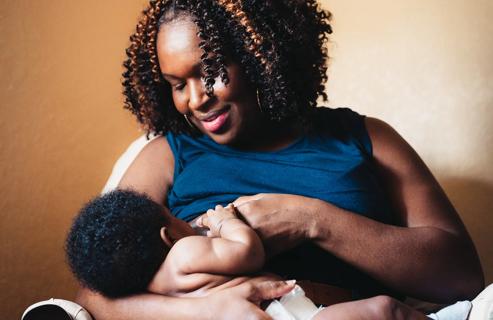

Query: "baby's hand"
<box><xmin>196</xmin><ymin>204</ymin><xmax>240</xmax><ymax>237</ymax></box>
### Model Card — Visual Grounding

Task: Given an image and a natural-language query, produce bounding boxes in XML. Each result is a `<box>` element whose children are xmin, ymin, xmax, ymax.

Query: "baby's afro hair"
<box><xmin>65</xmin><ymin>189</ymin><xmax>168</xmax><ymax>297</ymax></box>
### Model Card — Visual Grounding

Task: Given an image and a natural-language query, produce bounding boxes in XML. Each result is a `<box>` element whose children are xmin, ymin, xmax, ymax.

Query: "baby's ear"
<box><xmin>160</xmin><ymin>227</ymin><xmax>174</xmax><ymax>248</ymax></box>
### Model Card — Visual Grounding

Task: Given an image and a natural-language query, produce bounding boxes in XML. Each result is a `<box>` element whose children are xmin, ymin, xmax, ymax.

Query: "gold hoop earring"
<box><xmin>184</xmin><ymin>114</ymin><xmax>195</xmax><ymax>129</ymax></box>
<box><xmin>256</xmin><ymin>89</ymin><xmax>264</xmax><ymax>113</ymax></box>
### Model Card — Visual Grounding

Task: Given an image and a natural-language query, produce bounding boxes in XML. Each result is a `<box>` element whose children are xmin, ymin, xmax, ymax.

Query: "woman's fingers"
<box><xmin>202</xmin><ymin>279</ymin><xmax>292</xmax><ymax>320</ymax></box>
<box><xmin>252</xmin><ymin>280</ymin><xmax>296</xmax><ymax>301</ymax></box>
<box><xmin>202</xmin><ymin>291</ymin><xmax>272</xmax><ymax>320</ymax></box>
<box><xmin>234</xmin><ymin>279</ymin><xmax>296</xmax><ymax>305</ymax></box>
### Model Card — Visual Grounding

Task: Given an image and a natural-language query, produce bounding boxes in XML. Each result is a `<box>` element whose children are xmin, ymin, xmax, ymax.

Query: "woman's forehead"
<box><xmin>158</xmin><ymin>19</ymin><xmax>200</xmax><ymax>54</ymax></box>
<box><xmin>157</xmin><ymin>19</ymin><xmax>203</xmax><ymax>74</ymax></box>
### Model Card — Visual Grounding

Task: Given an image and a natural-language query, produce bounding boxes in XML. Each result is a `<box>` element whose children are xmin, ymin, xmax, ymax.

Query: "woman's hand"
<box><xmin>200</xmin><ymin>279</ymin><xmax>295</xmax><ymax>320</ymax></box>
<box><xmin>233</xmin><ymin>193</ymin><xmax>319</xmax><ymax>256</ymax></box>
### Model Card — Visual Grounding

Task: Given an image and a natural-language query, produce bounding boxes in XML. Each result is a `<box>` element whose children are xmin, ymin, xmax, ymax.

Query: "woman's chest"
<box><xmin>168</xmin><ymin>150</ymin><xmax>390</xmax><ymax>222</ymax></box>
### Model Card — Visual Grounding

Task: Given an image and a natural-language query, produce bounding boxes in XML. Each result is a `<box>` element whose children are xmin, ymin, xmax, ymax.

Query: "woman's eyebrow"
<box><xmin>162</xmin><ymin>73</ymin><xmax>180</xmax><ymax>81</ymax></box>
<box><xmin>162</xmin><ymin>62</ymin><xmax>204</xmax><ymax>80</ymax></box>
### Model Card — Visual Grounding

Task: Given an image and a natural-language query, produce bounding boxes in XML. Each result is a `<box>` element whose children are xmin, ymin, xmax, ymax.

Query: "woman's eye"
<box><xmin>173</xmin><ymin>83</ymin><xmax>185</xmax><ymax>91</ymax></box>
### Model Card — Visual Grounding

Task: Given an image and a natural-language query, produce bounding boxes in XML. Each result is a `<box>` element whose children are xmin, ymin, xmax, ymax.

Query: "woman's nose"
<box><xmin>188</xmin><ymin>78</ymin><xmax>209</xmax><ymax>111</ymax></box>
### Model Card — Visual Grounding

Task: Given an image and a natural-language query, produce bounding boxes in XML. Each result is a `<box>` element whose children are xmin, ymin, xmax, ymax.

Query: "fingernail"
<box><xmin>285</xmin><ymin>280</ymin><xmax>296</xmax><ymax>286</ymax></box>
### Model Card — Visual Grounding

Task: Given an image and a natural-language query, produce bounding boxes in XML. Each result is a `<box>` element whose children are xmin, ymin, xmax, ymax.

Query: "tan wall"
<box><xmin>0</xmin><ymin>1</ymin><xmax>147</xmax><ymax>318</ymax></box>
<box><xmin>0</xmin><ymin>0</ymin><xmax>491</xmax><ymax>318</ymax></box>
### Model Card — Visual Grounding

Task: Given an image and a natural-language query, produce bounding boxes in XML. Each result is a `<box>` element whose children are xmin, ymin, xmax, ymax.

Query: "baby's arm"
<box><xmin>172</xmin><ymin>204</ymin><xmax>265</xmax><ymax>275</ymax></box>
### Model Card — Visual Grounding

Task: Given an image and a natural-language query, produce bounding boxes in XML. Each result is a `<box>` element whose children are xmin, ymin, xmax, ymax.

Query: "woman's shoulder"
<box><xmin>118</xmin><ymin>136</ymin><xmax>175</xmax><ymax>204</ymax></box>
<box><xmin>309</xmin><ymin>107</ymin><xmax>372</xmax><ymax>154</ymax></box>
<box><xmin>126</xmin><ymin>136</ymin><xmax>174</xmax><ymax>170</ymax></box>
<box><xmin>310</xmin><ymin>107</ymin><xmax>365</xmax><ymax>131</ymax></box>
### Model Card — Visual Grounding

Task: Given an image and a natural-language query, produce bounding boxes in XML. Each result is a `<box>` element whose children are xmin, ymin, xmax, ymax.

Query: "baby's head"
<box><xmin>65</xmin><ymin>189</ymin><xmax>194</xmax><ymax>297</ymax></box>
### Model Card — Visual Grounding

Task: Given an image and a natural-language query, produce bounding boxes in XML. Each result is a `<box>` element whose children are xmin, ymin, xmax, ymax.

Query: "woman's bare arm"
<box><xmin>312</xmin><ymin>118</ymin><xmax>483</xmax><ymax>301</ymax></box>
<box><xmin>76</xmin><ymin>288</ymin><xmax>202</xmax><ymax>320</ymax></box>
<box><xmin>76</xmin><ymin>279</ymin><xmax>294</xmax><ymax>320</ymax></box>
<box><xmin>234</xmin><ymin>118</ymin><xmax>484</xmax><ymax>303</ymax></box>
<box><xmin>117</xmin><ymin>136</ymin><xmax>175</xmax><ymax>204</ymax></box>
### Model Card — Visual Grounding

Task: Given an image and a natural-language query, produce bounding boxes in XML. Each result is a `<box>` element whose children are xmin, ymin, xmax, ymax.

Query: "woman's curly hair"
<box><xmin>123</xmin><ymin>0</ymin><xmax>332</xmax><ymax>135</ymax></box>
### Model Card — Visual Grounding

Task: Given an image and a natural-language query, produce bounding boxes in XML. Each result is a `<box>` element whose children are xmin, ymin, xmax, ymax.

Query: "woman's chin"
<box><xmin>201</xmin><ymin>120</ymin><xmax>244</xmax><ymax>146</ymax></box>
<box><xmin>207</xmin><ymin>131</ymin><xmax>238</xmax><ymax>146</ymax></box>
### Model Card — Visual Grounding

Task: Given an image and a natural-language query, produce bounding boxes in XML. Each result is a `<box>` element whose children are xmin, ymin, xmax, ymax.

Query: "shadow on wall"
<box><xmin>441</xmin><ymin>177</ymin><xmax>493</xmax><ymax>284</ymax></box>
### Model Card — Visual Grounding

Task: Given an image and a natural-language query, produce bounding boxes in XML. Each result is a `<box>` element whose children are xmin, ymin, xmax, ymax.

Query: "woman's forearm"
<box><xmin>76</xmin><ymin>279</ymin><xmax>294</xmax><ymax>320</ymax></box>
<box><xmin>233</xmin><ymin>192</ymin><xmax>483</xmax><ymax>302</ymax></box>
<box><xmin>76</xmin><ymin>287</ymin><xmax>203</xmax><ymax>320</ymax></box>
<box><xmin>306</xmin><ymin>198</ymin><xmax>484</xmax><ymax>303</ymax></box>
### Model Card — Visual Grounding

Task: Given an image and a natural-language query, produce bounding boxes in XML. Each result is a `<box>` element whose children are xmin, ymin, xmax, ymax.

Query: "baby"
<box><xmin>66</xmin><ymin>189</ymin><xmax>270</xmax><ymax>298</ymax></box>
<box><xmin>67</xmin><ymin>189</ymin><xmax>331</xmax><ymax>319</ymax></box>
<box><xmin>65</xmin><ymin>189</ymin><xmax>492</xmax><ymax>320</ymax></box>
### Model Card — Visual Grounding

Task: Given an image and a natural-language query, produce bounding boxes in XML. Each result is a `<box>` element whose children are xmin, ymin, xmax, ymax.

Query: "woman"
<box><xmin>77</xmin><ymin>0</ymin><xmax>484</xmax><ymax>319</ymax></box>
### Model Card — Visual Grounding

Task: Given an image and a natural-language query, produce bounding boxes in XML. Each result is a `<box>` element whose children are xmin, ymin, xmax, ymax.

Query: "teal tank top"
<box><xmin>166</xmin><ymin>107</ymin><xmax>397</xmax><ymax>298</ymax></box>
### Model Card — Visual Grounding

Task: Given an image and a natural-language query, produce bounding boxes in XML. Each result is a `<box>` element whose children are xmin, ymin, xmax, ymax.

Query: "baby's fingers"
<box><xmin>195</xmin><ymin>215</ymin><xmax>203</xmax><ymax>226</ymax></box>
<box><xmin>196</xmin><ymin>214</ymin><xmax>209</xmax><ymax>228</ymax></box>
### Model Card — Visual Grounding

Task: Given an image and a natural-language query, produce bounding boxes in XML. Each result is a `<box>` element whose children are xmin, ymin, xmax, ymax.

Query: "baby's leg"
<box><xmin>313</xmin><ymin>296</ymin><xmax>429</xmax><ymax>320</ymax></box>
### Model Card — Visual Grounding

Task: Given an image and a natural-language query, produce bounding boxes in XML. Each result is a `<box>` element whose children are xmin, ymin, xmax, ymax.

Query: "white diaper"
<box><xmin>266</xmin><ymin>285</ymin><xmax>324</xmax><ymax>320</ymax></box>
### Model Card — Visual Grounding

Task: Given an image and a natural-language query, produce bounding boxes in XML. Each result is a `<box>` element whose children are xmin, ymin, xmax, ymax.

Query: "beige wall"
<box><xmin>0</xmin><ymin>0</ymin><xmax>491</xmax><ymax>318</ymax></box>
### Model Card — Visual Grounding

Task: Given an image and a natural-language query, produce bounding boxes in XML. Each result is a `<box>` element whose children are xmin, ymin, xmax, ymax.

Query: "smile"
<box><xmin>198</xmin><ymin>105</ymin><xmax>231</xmax><ymax>133</ymax></box>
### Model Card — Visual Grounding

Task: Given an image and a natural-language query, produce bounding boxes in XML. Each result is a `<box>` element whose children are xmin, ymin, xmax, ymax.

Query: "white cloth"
<box><xmin>468</xmin><ymin>283</ymin><xmax>493</xmax><ymax>320</ymax></box>
<box><xmin>101</xmin><ymin>134</ymin><xmax>157</xmax><ymax>193</ymax></box>
<box><xmin>427</xmin><ymin>301</ymin><xmax>472</xmax><ymax>320</ymax></box>
<box><xmin>266</xmin><ymin>285</ymin><xmax>323</xmax><ymax>320</ymax></box>
<box><xmin>427</xmin><ymin>284</ymin><xmax>493</xmax><ymax>320</ymax></box>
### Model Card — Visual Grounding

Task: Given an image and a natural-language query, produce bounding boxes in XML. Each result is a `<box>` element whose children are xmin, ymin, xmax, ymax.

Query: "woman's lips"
<box><xmin>200</xmin><ymin>107</ymin><xmax>230</xmax><ymax>133</ymax></box>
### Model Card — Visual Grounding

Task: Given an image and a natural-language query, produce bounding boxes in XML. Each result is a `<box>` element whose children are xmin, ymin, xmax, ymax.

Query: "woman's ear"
<box><xmin>160</xmin><ymin>227</ymin><xmax>174</xmax><ymax>248</ymax></box>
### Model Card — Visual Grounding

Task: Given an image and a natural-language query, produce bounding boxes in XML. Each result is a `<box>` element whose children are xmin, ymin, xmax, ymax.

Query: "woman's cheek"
<box><xmin>172</xmin><ymin>93</ymin><xmax>187</xmax><ymax>114</ymax></box>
